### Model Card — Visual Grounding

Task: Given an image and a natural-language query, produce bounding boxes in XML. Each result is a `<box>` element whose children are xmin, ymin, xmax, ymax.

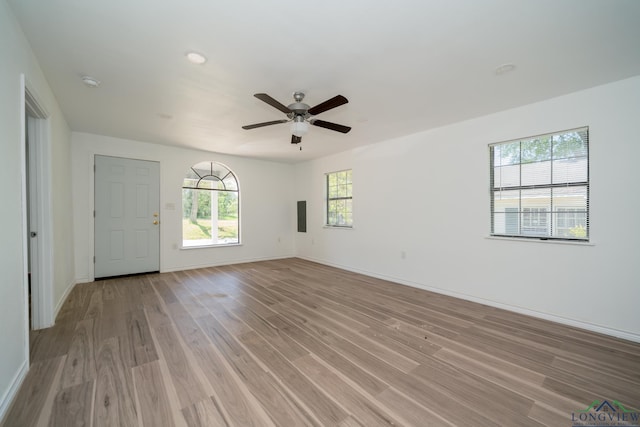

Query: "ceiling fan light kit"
<box><xmin>243</xmin><ymin>91</ymin><xmax>351</xmax><ymax>145</ymax></box>
<box><xmin>291</xmin><ymin>116</ymin><xmax>308</xmax><ymax>137</ymax></box>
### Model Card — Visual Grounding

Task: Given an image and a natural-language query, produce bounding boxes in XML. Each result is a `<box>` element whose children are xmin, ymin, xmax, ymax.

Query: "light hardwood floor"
<box><xmin>2</xmin><ymin>258</ymin><xmax>639</xmax><ymax>426</ymax></box>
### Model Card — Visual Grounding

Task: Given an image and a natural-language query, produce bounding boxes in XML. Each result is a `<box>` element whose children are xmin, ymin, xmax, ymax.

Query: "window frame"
<box><xmin>325</xmin><ymin>169</ymin><xmax>353</xmax><ymax>228</ymax></box>
<box><xmin>489</xmin><ymin>127</ymin><xmax>589</xmax><ymax>241</ymax></box>
<box><xmin>181</xmin><ymin>161</ymin><xmax>240</xmax><ymax>248</ymax></box>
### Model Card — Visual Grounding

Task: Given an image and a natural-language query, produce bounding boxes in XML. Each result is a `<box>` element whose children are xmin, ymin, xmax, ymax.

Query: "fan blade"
<box><xmin>291</xmin><ymin>135</ymin><xmax>302</xmax><ymax>144</ymax></box>
<box><xmin>310</xmin><ymin>119</ymin><xmax>351</xmax><ymax>134</ymax></box>
<box><xmin>242</xmin><ymin>119</ymin><xmax>288</xmax><ymax>130</ymax></box>
<box><xmin>254</xmin><ymin>93</ymin><xmax>291</xmax><ymax>114</ymax></box>
<box><xmin>307</xmin><ymin>95</ymin><xmax>348</xmax><ymax>115</ymax></box>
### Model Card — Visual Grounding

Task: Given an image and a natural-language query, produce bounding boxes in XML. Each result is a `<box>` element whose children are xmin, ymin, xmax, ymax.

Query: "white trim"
<box><xmin>24</xmin><ymin>79</ymin><xmax>48</xmax><ymax>118</ymax></box>
<box><xmin>297</xmin><ymin>255</ymin><xmax>640</xmax><ymax>344</ymax></box>
<box><xmin>161</xmin><ymin>255</ymin><xmax>294</xmax><ymax>273</ymax></box>
<box><xmin>0</xmin><ymin>359</ymin><xmax>28</xmax><ymax>424</ymax></box>
<box><xmin>485</xmin><ymin>236</ymin><xmax>595</xmax><ymax>246</ymax></box>
<box><xmin>19</xmin><ymin>76</ymin><xmax>30</xmax><ymax>378</ymax></box>
<box><xmin>180</xmin><ymin>243</ymin><xmax>242</xmax><ymax>250</ymax></box>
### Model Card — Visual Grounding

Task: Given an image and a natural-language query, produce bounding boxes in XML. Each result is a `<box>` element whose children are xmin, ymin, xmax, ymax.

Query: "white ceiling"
<box><xmin>9</xmin><ymin>0</ymin><xmax>640</xmax><ymax>163</ymax></box>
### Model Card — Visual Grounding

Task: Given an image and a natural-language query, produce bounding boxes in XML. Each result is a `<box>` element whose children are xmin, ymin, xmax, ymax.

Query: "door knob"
<box><xmin>153</xmin><ymin>220</ymin><xmax>159</xmax><ymax>225</ymax></box>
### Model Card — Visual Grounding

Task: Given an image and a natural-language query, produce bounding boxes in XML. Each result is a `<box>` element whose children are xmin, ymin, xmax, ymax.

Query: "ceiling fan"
<box><xmin>242</xmin><ymin>92</ymin><xmax>351</xmax><ymax>144</ymax></box>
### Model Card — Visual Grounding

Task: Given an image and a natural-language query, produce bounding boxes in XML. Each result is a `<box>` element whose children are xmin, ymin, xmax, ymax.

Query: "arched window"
<box><xmin>182</xmin><ymin>161</ymin><xmax>239</xmax><ymax>247</ymax></box>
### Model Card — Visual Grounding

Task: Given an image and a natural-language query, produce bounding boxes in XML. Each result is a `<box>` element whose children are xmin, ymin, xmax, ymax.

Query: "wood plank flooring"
<box><xmin>3</xmin><ymin>258</ymin><xmax>640</xmax><ymax>426</ymax></box>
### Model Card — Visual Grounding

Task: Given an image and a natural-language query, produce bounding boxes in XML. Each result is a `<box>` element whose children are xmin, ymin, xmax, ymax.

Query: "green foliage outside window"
<box><xmin>495</xmin><ymin>131</ymin><xmax>587</xmax><ymax>164</ymax></box>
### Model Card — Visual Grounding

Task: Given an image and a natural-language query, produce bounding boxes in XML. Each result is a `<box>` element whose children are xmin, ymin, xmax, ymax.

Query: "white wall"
<box><xmin>0</xmin><ymin>0</ymin><xmax>74</xmax><ymax>420</ymax></box>
<box><xmin>72</xmin><ymin>132</ymin><xmax>295</xmax><ymax>282</ymax></box>
<box><xmin>50</xmin><ymin>115</ymin><xmax>75</xmax><ymax>310</ymax></box>
<box><xmin>295</xmin><ymin>76</ymin><xmax>640</xmax><ymax>342</ymax></box>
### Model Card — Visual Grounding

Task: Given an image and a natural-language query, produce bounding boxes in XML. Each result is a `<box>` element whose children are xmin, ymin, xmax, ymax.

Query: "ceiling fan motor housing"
<box><xmin>288</xmin><ymin>106</ymin><xmax>310</xmax><ymax>119</ymax></box>
<box><xmin>288</xmin><ymin>92</ymin><xmax>311</xmax><ymax>119</ymax></box>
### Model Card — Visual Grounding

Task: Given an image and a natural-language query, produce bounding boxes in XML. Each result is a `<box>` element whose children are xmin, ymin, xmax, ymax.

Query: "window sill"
<box><xmin>485</xmin><ymin>236</ymin><xmax>594</xmax><ymax>246</ymax></box>
<box><xmin>181</xmin><ymin>242</ymin><xmax>242</xmax><ymax>250</ymax></box>
<box><xmin>323</xmin><ymin>225</ymin><xmax>354</xmax><ymax>230</ymax></box>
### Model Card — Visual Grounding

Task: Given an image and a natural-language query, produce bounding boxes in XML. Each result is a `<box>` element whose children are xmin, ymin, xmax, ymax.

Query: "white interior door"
<box><xmin>26</xmin><ymin>115</ymin><xmax>38</xmax><ymax>328</ymax></box>
<box><xmin>95</xmin><ymin>155</ymin><xmax>160</xmax><ymax>278</ymax></box>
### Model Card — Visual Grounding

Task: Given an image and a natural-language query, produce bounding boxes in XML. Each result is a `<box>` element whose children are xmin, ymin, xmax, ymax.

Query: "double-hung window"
<box><xmin>490</xmin><ymin>127</ymin><xmax>589</xmax><ymax>241</ymax></box>
<box><xmin>326</xmin><ymin>169</ymin><xmax>353</xmax><ymax>227</ymax></box>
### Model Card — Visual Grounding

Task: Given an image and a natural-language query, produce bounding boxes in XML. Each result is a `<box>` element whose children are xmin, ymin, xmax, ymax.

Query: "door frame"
<box><xmin>20</xmin><ymin>75</ymin><xmax>55</xmax><ymax>330</ymax></box>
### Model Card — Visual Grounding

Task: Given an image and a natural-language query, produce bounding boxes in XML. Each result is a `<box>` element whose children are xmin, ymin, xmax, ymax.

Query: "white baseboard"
<box><xmin>160</xmin><ymin>254</ymin><xmax>295</xmax><ymax>273</ymax></box>
<box><xmin>74</xmin><ymin>255</ymin><xmax>295</xmax><ymax>282</ymax></box>
<box><xmin>0</xmin><ymin>359</ymin><xmax>28</xmax><ymax>424</ymax></box>
<box><xmin>297</xmin><ymin>256</ymin><xmax>640</xmax><ymax>344</ymax></box>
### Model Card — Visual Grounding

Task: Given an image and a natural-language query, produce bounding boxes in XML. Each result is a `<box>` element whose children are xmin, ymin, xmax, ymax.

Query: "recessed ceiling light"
<box><xmin>186</xmin><ymin>52</ymin><xmax>207</xmax><ymax>65</ymax></box>
<box><xmin>495</xmin><ymin>63</ymin><xmax>516</xmax><ymax>75</ymax></box>
<box><xmin>81</xmin><ymin>76</ymin><xmax>100</xmax><ymax>88</ymax></box>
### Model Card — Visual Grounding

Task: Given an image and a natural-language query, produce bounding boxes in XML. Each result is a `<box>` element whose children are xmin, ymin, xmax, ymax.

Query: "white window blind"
<box><xmin>490</xmin><ymin>127</ymin><xmax>589</xmax><ymax>240</ymax></box>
